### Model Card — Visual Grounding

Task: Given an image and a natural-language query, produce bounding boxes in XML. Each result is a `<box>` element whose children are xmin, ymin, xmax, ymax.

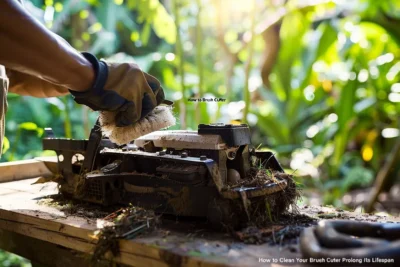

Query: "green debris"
<box><xmin>92</xmin><ymin>206</ymin><xmax>159</xmax><ymax>263</ymax></box>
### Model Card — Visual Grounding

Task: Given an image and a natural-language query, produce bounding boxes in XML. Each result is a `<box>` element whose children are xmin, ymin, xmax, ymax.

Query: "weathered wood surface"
<box><xmin>0</xmin><ymin>160</ymin><xmax>399</xmax><ymax>267</ymax></box>
<box><xmin>0</xmin><ymin>229</ymin><xmax>114</xmax><ymax>267</ymax></box>
<box><xmin>0</xmin><ymin>177</ymin><xmax>300</xmax><ymax>267</ymax></box>
<box><xmin>0</xmin><ymin>157</ymin><xmax>57</xmax><ymax>183</ymax></box>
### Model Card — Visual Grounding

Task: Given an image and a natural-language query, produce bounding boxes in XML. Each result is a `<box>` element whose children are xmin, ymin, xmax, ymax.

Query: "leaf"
<box><xmin>2</xmin><ymin>136</ymin><xmax>10</xmax><ymax>154</ymax></box>
<box><xmin>152</xmin><ymin>3</ymin><xmax>176</xmax><ymax>44</ymax></box>
<box><xmin>253</xmin><ymin>110</ymin><xmax>289</xmax><ymax>145</ymax></box>
<box><xmin>276</xmin><ymin>10</ymin><xmax>310</xmax><ymax>95</ymax></box>
<box><xmin>332</xmin><ymin>79</ymin><xmax>358</xmax><ymax>170</ymax></box>
<box><xmin>118</xmin><ymin>8</ymin><xmax>139</xmax><ymax>32</ymax></box>
<box><xmin>299</xmin><ymin>22</ymin><xmax>337</xmax><ymax>89</ymax></box>
<box><xmin>141</xmin><ymin>22</ymin><xmax>151</xmax><ymax>46</ymax></box>
<box><xmin>354</xmin><ymin>97</ymin><xmax>376</xmax><ymax>113</ymax></box>
<box><xmin>97</xmin><ymin>0</ymin><xmax>117</xmax><ymax>31</ymax></box>
<box><xmin>336</xmin><ymin>79</ymin><xmax>358</xmax><ymax>130</ymax></box>
<box><xmin>89</xmin><ymin>31</ymin><xmax>117</xmax><ymax>55</ymax></box>
<box><xmin>24</xmin><ymin>98</ymin><xmax>52</xmax><ymax>126</ymax></box>
<box><xmin>18</xmin><ymin>122</ymin><xmax>44</xmax><ymax>137</ymax></box>
<box><xmin>19</xmin><ymin>122</ymin><xmax>39</xmax><ymax>131</ymax></box>
<box><xmin>200</xmin><ymin>103</ymin><xmax>209</xmax><ymax>124</ymax></box>
<box><xmin>341</xmin><ymin>166</ymin><xmax>374</xmax><ymax>193</ymax></box>
<box><xmin>127</xmin><ymin>0</ymin><xmax>138</xmax><ymax>9</ymax></box>
<box><xmin>162</xmin><ymin>67</ymin><xmax>179</xmax><ymax>90</ymax></box>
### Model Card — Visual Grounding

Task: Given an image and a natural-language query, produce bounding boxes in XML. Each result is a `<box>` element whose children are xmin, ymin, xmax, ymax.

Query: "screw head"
<box><xmin>200</xmin><ymin>155</ymin><xmax>207</xmax><ymax>161</ymax></box>
<box><xmin>181</xmin><ymin>152</ymin><xmax>188</xmax><ymax>158</ymax></box>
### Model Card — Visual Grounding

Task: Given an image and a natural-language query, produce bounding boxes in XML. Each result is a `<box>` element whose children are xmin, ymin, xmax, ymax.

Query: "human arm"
<box><xmin>7</xmin><ymin>69</ymin><xmax>68</xmax><ymax>97</ymax></box>
<box><xmin>0</xmin><ymin>0</ymin><xmax>94</xmax><ymax>95</ymax></box>
<box><xmin>0</xmin><ymin>0</ymin><xmax>166</xmax><ymax>128</ymax></box>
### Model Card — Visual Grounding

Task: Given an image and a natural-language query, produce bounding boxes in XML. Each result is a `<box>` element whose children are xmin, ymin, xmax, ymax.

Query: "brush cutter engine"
<box><xmin>43</xmin><ymin>122</ymin><xmax>293</xmax><ymax>228</ymax></box>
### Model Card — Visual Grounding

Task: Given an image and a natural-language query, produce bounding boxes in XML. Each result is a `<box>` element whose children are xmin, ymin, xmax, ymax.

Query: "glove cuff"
<box><xmin>69</xmin><ymin>52</ymin><xmax>108</xmax><ymax>98</ymax></box>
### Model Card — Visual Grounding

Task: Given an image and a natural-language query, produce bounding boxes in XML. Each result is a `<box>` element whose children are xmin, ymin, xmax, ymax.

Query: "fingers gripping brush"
<box><xmin>69</xmin><ymin>53</ymin><xmax>176</xmax><ymax>145</ymax></box>
<box><xmin>99</xmin><ymin>105</ymin><xmax>176</xmax><ymax>145</ymax></box>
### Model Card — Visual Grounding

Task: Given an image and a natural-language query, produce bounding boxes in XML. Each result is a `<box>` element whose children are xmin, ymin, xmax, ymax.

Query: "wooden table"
<box><xmin>0</xmin><ymin>159</ymin><xmax>397</xmax><ymax>267</ymax></box>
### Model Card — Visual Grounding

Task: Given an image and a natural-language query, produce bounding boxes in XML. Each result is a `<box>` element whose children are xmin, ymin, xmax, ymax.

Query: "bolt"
<box><xmin>200</xmin><ymin>155</ymin><xmax>207</xmax><ymax>161</ymax></box>
<box><xmin>158</xmin><ymin>151</ymin><xmax>166</xmax><ymax>156</ymax></box>
<box><xmin>228</xmin><ymin>152</ymin><xmax>236</xmax><ymax>158</ymax></box>
<box><xmin>181</xmin><ymin>152</ymin><xmax>188</xmax><ymax>158</ymax></box>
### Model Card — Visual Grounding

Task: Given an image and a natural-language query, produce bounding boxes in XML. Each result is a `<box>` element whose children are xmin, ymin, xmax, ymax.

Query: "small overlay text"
<box><xmin>258</xmin><ymin>257</ymin><xmax>394</xmax><ymax>264</ymax></box>
<box><xmin>187</xmin><ymin>97</ymin><xmax>226</xmax><ymax>102</ymax></box>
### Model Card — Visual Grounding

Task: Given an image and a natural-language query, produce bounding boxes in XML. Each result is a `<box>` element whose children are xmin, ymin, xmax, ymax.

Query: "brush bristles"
<box><xmin>99</xmin><ymin>106</ymin><xmax>176</xmax><ymax>145</ymax></box>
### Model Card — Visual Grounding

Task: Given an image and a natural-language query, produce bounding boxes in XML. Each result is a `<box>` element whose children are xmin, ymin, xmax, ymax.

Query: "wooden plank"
<box><xmin>0</xmin><ymin>160</ymin><xmax>301</xmax><ymax>267</ymax></box>
<box><xmin>0</xmin><ymin>208</ymin><xmax>231</xmax><ymax>267</ymax></box>
<box><xmin>0</xmin><ymin>178</ymin><xmax>235</xmax><ymax>267</ymax></box>
<box><xmin>0</xmin><ymin>229</ymin><xmax>116</xmax><ymax>267</ymax></box>
<box><xmin>0</xmin><ymin>177</ymin><xmax>286</xmax><ymax>267</ymax></box>
<box><xmin>0</xmin><ymin>158</ymin><xmax>56</xmax><ymax>183</ymax></box>
<box><xmin>3</xmin><ymin>160</ymin><xmax>400</xmax><ymax>267</ymax></box>
<box><xmin>9</xmin><ymin>161</ymin><xmax>390</xmax><ymax>267</ymax></box>
<box><xmin>0</xmin><ymin>160</ymin><xmax>255</xmax><ymax>266</ymax></box>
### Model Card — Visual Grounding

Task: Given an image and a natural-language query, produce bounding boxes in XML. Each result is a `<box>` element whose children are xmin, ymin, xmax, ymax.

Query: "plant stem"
<box><xmin>243</xmin><ymin>0</ymin><xmax>257</xmax><ymax>124</ymax></box>
<box><xmin>8</xmin><ymin>129</ymin><xmax>20</xmax><ymax>161</ymax></box>
<box><xmin>172</xmin><ymin>0</ymin><xmax>186</xmax><ymax>129</ymax></box>
<box><xmin>215</xmin><ymin>0</ymin><xmax>236</xmax><ymax>102</ymax></box>
<box><xmin>195</xmin><ymin>0</ymin><xmax>203</xmax><ymax>125</ymax></box>
<box><xmin>82</xmin><ymin>106</ymin><xmax>89</xmax><ymax>138</ymax></box>
<box><xmin>63</xmin><ymin>96</ymin><xmax>72</xmax><ymax>138</ymax></box>
<box><xmin>365</xmin><ymin>130</ymin><xmax>400</xmax><ymax>213</ymax></box>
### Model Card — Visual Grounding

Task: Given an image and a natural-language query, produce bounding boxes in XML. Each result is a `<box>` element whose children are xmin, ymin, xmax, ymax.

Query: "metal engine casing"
<box><xmin>43</xmin><ymin>123</ymin><xmax>287</xmax><ymax>225</ymax></box>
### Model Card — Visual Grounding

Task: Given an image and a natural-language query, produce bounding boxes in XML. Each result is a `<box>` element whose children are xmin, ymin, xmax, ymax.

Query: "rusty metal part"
<box><xmin>300</xmin><ymin>220</ymin><xmax>400</xmax><ymax>262</ymax></box>
<box><xmin>221</xmin><ymin>180</ymin><xmax>287</xmax><ymax>199</ymax></box>
<box><xmin>226</xmin><ymin>147</ymin><xmax>239</xmax><ymax>160</ymax></box>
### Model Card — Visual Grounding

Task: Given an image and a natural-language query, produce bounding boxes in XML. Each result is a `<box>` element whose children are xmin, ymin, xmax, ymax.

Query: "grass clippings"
<box><xmin>226</xmin><ymin>167</ymin><xmax>303</xmax><ymax>245</ymax></box>
<box><xmin>229</xmin><ymin>167</ymin><xmax>300</xmax><ymax>223</ymax></box>
<box><xmin>92</xmin><ymin>206</ymin><xmax>159</xmax><ymax>263</ymax></box>
<box><xmin>37</xmin><ymin>195</ymin><xmax>159</xmax><ymax>264</ymax></box>
<box><xmin>37</xmin><ymin>194</ymin><xmax>110</xmax><ymax>219</ymax></box>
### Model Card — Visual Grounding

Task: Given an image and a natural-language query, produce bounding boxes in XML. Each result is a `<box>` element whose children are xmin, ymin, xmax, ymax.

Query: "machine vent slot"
<box><xmin>86</xmin><ymin>180</ymin><xmax>103</xmax><ymax>199</ymax></box>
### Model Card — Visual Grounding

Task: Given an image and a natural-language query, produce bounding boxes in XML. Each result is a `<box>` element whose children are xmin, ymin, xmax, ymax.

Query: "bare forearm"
<box><xmin>0</xmin><ymin>0</ymin><xmax>94</xmax><ymax>92</ymax></box>
<box><xmin>7</xmin><ymin>69</ymin><xmax>69</xmax><ymax>97</ymax></box>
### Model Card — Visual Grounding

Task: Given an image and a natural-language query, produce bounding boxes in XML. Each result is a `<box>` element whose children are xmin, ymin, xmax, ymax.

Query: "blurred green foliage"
<box><xmin>3</xmin><ymin>0</ymin><xmax>400</xmax><ymax>204</ymax></box>
<box><xmin>0</xmin><ymin>250</ymin><xmax>30</xmax><ymax>267</ymax></box>
<box><xmin>2</xmin><ymin>0</ymin><xmax>400</xmax><ymax>263</ymax></box>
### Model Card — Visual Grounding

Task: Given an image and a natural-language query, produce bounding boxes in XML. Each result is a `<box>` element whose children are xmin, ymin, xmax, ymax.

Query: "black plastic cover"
<box><xmin>198</xmin><ymin>124</ymin><xmax>251</xmax><ymax>147</ymax></box>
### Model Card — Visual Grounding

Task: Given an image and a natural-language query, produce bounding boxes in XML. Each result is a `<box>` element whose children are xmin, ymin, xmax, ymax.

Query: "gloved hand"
<box><xmin>69</xmin><ymin>52</ymin><xmax>165</xmax><ymax>127</ymax></box>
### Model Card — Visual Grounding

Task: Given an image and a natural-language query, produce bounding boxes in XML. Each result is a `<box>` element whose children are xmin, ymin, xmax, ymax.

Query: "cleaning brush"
<box><xmin>99</xmin><ymin>105</ymin><xmax>176</xmax><ymax>145</ymax></box>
